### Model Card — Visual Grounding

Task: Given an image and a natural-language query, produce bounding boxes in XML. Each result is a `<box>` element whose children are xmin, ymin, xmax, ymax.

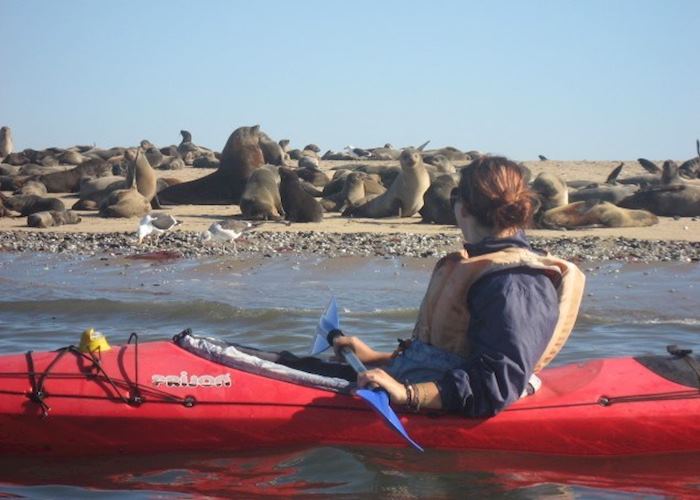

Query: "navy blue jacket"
<box><xmin>434</xmin><ymin>232</ymin><xmax>559</xmax><ymax>417</ymax></box>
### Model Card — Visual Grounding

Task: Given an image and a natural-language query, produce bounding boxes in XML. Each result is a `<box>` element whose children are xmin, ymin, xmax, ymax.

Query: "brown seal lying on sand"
<box><xmin>27</xmin><ymin>209</ymin><xmax>82</xmax><ymax>228</ymax></box>
<box><xmin>0</xmin><ymin>193</ymin><xmax>65</xmax><ymax>216</ymax></box>
<box><xmin>38</xmin><ymin>158</ymin><xmax>112</xmax><ymax>193</ymax></box>
<box><xmin>618</xmin><ymin>184</ymin><xmax>700</xmax><ymax>217</ymax></box>
<box><xmin>540</xmin><ymin>200</ymin><xmax>659</xmax><ymax>229</ymax></box>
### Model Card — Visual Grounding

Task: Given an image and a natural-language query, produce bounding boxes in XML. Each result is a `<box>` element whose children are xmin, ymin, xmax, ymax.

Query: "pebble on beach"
<box><xmin>0</xmin><ymin>230</ymin><xmax>698</xmax><ymax>263</ymax></box>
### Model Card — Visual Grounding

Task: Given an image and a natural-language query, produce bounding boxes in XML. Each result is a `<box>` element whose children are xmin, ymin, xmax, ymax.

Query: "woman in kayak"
<box><xmin>334</xmin><ymin>156</ymin><xmax>585</xmax><ymax>417</ymax></box>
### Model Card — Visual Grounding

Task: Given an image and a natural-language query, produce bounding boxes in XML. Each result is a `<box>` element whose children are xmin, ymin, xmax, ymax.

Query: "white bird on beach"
<box><xmin>201</xmin><ymin>220</ymin><xmax>260</xmax><ymax>251</ymax></box>
<box><xmin>137</xmin><ymin>213</ymin><xmax>180</xmax><ymax>244</ymax></box>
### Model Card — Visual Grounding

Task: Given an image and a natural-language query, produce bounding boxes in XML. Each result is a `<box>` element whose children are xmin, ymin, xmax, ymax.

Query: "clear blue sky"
<box><xmin>1</xmin><ymin>0</ymin><xmax>698</xmax><ymax>160</ymax></box>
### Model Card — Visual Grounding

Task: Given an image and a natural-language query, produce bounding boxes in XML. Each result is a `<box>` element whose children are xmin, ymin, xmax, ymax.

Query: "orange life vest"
<box><xmin>412</xmin><ymin>247</ymin><xmax>585</xmax><ymax>372</ymax></box>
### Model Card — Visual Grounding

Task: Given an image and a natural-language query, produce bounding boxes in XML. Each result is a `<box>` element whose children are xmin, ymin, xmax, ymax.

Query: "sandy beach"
<box><xmin>0</xmin><ymin>159</ymin><xmax>698</xmax><ymax>243</ymax></box>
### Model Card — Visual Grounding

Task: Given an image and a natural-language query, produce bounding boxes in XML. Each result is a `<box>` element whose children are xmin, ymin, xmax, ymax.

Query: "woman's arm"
<box><xmin>332</xmin><ymin>335</ymin><xmax>394</xmax><ymax>365</ymax></box>
<box><xmin>357</xmin><ymin>369</ymin><xmax>443</xmax><ymax>410</ymax></box>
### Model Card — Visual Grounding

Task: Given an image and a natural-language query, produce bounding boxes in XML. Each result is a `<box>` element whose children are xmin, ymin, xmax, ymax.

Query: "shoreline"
<box><xmin>1</xmin><ymin>229</ymin><xmax>698</xmax><ymax>262</ymax></box>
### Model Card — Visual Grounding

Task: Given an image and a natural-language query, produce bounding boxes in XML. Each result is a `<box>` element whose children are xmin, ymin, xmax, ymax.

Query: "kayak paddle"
<box><xmin>311</xmin><ymin>297</ymin><xmax>424</xmax><ymax>452</ymax></box>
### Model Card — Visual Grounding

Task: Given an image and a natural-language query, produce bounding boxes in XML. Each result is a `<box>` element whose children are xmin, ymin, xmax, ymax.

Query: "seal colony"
<box><xmin>1</xmin><ymin>123</ymin><xmax>699</xmax><ymax>258</ymax></box>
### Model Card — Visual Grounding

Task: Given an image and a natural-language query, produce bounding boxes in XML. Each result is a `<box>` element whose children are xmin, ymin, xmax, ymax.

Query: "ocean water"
<box><xmin>0</xmin><ymin>252</ymin><xmax>698</xmax><ymax>498</ymax></box>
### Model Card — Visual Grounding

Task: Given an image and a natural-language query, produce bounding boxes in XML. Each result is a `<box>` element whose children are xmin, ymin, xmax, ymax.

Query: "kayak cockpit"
<box><xmin>635</xmin><ymin>345</ymin><xmax>700</xmax><ymax>389</ymax></box>
<box><xmin>173</xmin><ymin>329</ymin><xmax>356</xmax><ymax>393</ymax></box>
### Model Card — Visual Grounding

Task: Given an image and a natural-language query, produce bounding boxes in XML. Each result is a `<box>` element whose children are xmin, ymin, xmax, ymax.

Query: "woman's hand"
<box><xmin>332</xmin><ymin>335</ymin><xmax>388</xmax><ymax>364</ymax></box>
<box><xmin>357</xmin><ymin>368</ymin><xmax>407</xmax><ymax>405</ymax></box>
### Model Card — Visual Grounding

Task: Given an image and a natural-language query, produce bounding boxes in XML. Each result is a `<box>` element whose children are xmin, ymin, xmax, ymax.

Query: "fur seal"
<box><xmin>20</xmin><ymin>164</ymin><xmax>63</xmax><ymax>176</ymax></box>
<box><xmin>0</xmin><ymin>197</ymin><xmax>10</xmax><ymax>217</ymax></box>
<box><xmin>0</xmin><ymin>193</ymin><xmax>65</xmax><ymax>216</ymax></box>
<box><xmin>41</xmin><ymin>155</ymin><xmax>59</xmax><ymax>167</ymax></box>
<box><xmin>3</xmin><ymin>152</ymin><xmax>30</xmax><ymax>166</ymax></box>
<box><xmin>27</xmin><ymin>209</ymin><xmax>82</xmax><ymax>228</ymax></box>
<box><xmin>259</xmin><ymin>132</ymin><xmax>286</xmax><ymax>166</ymax></box>
<box><xmin>0</xmin><ymin>126</ymin><xmax>13</xmax><ymax>159</ymax></box>
<box><xmin>177</xmin><ymin>130</ymin><xmax>198</xmax><ymax>156</ymax></box>
<box><xmin>618</xmin><ymin>160</ymin><xmax>683</xmax><ymax>189</ymax></box>
<box><xmin>99</xmin><ymin>161</ymin><xmax>151</xmax><ymax>218</ymax></box>
<box><xmin>679</xmin><ymin>140</ymin><xmax>700</xmax><ymax>179</ymax></box>
<box><xmin>322</xmin><ymin>149</ymin><xmax>359</xmax><ymax>161</ymax></box>
<box><xmin>72</xmin><ymin>175</ymin><xmax>127</xmax><ymax>210</ymax></box>
<box><xmin>57</xmin><ymin>150</ymin><xmax>86</xmax><ymax>165</ymax></box>
<box><xmin>298</xmin><ymin>155</ymin><xmax>320</xmax><ymax>170</ymax></box>
<box><xmin>424</xmin><ymin>154</ymin><xmax>455</xmax><ymax>172</ymax></box>
<box><xmin>159</xmin><ymin>145</ymin><xmax>179</xmax><ymax>157</ymax></box>
<box><xmin>0</xmin><ymin>164</ymin><xmax>20</xmax><ymax>176</ymax></box>
<box><xmin>680</xmin><ymin>158</ymin><xmax>700</xmax><ymax>179</ymax></box>
<box><xmin>191</xmin><ymin>155</ymin><xmax>219</xmax><ymax>168</ymax></box>
<box><xmin>568</xmin><ymin>163</ymin><xmax>637</xmax><ymax>205</ymax></box>
<box><xmin>83</xmin><ymin>147</ymin><xmax>126</xmax><ymax>162</ymax></box>
<box><xmin>0</xmin><ymin>175</ymin><xmax>26</xmax><ymax>191</ymax></box>
<box><xmin>419</xmin><ymin>174</ymin><xmax>457</xmax><ymax>225</ymax></box>
<box><xmin>144</xmin><ymin>146</ymin><xmax>166</xmax><ymax>168</ymax></box>
<box><xmin>354</xmin><ymin>163</ymin><xmax>401</xmax><ymax>187</ymax></box>
<box><xmin>298</xmin><ymin>146</ymin><xmax>321</xmax><ymax>166</ymax></box>
<box><xmin>14</xmin><ymin>180</ymin><xmax>48</xmax><ymax>197</ymax></box>
<box><xmin>424</xmin><ymin>154</ymin><xmax>456</xmax><ymax>181</ymax></box>
<box><xmin>422</xmin><ymin>146</ymin><xmax>469</xmax><ymax>163</ymax></box>
<box><xmin>637</xmin><ymin>158</ymin><xmax>661</xmax><ymax>174</ymax></box>
<box><xmin>158</xmin><ymin>125</ymin><xmax>268</xmax><ymax>205</ymax></box>
<box><xmin>39</xmin><ymin>158</ymin><xmax>112</xmax><ymax>193</ymax></box>
<box><xmin>541</xmin><ymin>200</ymin><xmax>658</xmax><ymax>229</ymax></box>
<box><xmin>278</xmin><ymin>167</ymin><xmax>323</xmax><ymax>222</ymax></box>
<box><xmin>368</xmin><ymin>145</ymin><xmax>400</xmax><ymax>160</ymax></box>
<box><xmin>159</xmin><ymin>156</ymin><xmax>186</xmax><ymax>170</ymax></box>
<box><xmin>344</xmin><ymin>148</ymin><xmax>430</xmax><ymax>218</ymax></box>
<box><xmin>125</xmin><ymin>149</ymin><xmax>159</xmax><ymax>208</ymax></box>
<box><xmin>531</xmin><ymin>172</ymin><xmax>569</xmax><ymax>219</ymax></box>
<box><xmin>320</xmin><ymin>171</ymin><xmax>369</xmax><ymax>212</ymax></box>
<box><xmin>296</xmin><ymin>165</ymin><xmax>329</xmax><ymax>187</ymax></box>
<box><xmin>240</xmin><ymin>166</ymin><xmax>284</xmax><ymax>220</ymax></box>
<box><xmin>618</xmin><ymin>184</ymin><xmax>700</xmax><ymax>217</ymax></box>
<box><xmin>617</xmin><ymin>159</ymin><xmax>670</xmax><ymax>187</ymax></box>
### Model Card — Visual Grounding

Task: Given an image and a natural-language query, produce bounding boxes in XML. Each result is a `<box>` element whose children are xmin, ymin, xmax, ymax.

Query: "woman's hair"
<box><xmin>456</xmin><ymin>156</ymin><xmax>535</xmax><ymax>230</ymax></box>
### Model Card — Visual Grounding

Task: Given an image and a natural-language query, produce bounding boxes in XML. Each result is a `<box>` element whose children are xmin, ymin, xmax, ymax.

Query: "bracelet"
<box><xmin>404</xmin><ymin>382</ymin><xmax>421</xmax><ymax>412</ymax></box>
<box><xmin>404</xmin><ymin>381</ymin><xmax>413</xmax><ymax>408</ymax></box>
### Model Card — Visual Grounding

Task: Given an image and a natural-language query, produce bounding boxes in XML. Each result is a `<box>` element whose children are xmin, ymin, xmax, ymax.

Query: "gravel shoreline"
<box><xmin>0</xmin><ymin>230</ymin><xmax>699</xmax><ymax>262</ymax></box>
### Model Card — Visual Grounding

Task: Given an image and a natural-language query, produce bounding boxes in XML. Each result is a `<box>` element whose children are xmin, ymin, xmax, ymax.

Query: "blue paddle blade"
<box><xmin>320</xmin><ymin>296</ymin><xmax>339</xmax><ymax>332</ymax></box>
<box><xmin>311</xmin><ymin>296</ymin><xmax>340</xmax><ymax>355</ymax></box>
<box><xmin>356</xmin><ymin>388</ymin><xmax>424</xmax><ymax>452</ymax></box>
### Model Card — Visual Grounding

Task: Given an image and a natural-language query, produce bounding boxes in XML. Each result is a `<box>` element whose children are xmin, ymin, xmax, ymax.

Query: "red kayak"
<box><xmin>1</xmin><ymin>330</ymin><xmax>699</xmax><ymax>456</ymax></box>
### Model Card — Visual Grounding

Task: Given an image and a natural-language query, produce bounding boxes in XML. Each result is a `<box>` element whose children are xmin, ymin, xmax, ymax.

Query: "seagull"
<box><xmin>201</xmin><ymin>220</ymin><xmax>260</xmax><ymax>251</ymax></box>
<box><xmin>137</xmin><ymin>213</ymin><xmax>180</xmax><ymax>244</ymax></box>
